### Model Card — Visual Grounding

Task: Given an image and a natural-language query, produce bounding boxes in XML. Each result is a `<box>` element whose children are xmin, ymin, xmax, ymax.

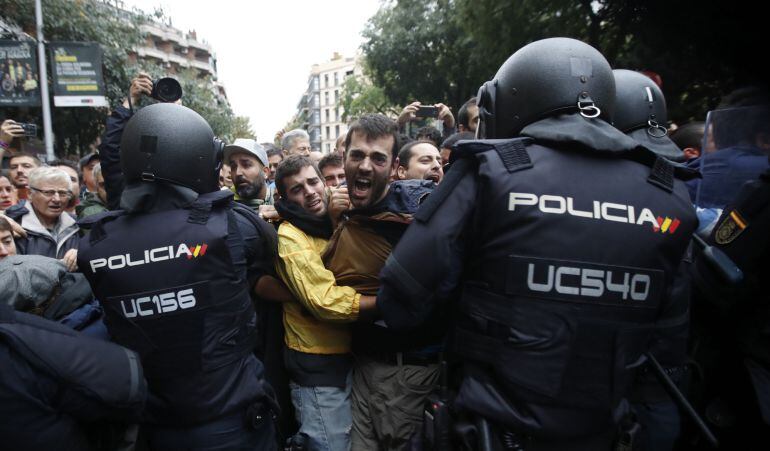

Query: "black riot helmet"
<box><xmin>121</xmin><ymin>103</ymin><xmax>220</xmax><ymax>194</ymax></box>
<box><xmin>476</xmin><ymin>37</ymin><xmax>615</xmax><ymax>139</ymax></box>
<box><xmin>612</xmin><ymin>69</ymin><xmax>684</xmax><ymax>161</ymax></box>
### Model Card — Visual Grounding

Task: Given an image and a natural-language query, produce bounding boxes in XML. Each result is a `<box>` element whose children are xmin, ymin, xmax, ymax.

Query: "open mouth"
<box><xmin>352</xmin><ymin>178</ymin><xmax>372</xmax><ymax>197</ymax></box>
<box><xmin>426</xmin><ymin>173</ymin><xmax>440</xmax><ymax>183</ymax></box>
<box><xmin>307</xmin><ymin>197</ymin><xmax>322</xmax><ymax>209</ymax></box>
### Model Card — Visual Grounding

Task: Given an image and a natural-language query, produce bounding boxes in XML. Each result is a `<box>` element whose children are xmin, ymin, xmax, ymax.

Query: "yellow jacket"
<box><xmin>276</xmin><ymin>221</ymin><xmax>360</xmax><ymax>354</ymax></box>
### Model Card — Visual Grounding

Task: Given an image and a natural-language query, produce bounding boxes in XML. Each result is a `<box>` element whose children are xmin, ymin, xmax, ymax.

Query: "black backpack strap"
<box><xmin>647</xmin><ymin>156</ymin><xmax>675</xmax><ymax>193</ymax></box>
<box><xmin>231</xmin><ymin>202</ymin><xmax>279</xmax><ymax>263</ymax></box>
<box><xmin>78</xmin><ymin>210</ymin><xmax>126</xmax><ymax>245</ymax></box>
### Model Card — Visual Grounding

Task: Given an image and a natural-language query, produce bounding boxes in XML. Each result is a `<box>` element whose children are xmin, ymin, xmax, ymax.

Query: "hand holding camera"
<box><xmin>127</xmin><ymin>73</ymin><xmax>153</xmax><ymax>107</ymax></box>
<box><xmin>397</xmin><ymin>101</ymin><xmax>424</xmax><ymax>126</ymax></box>
<box><xmin>1</xmin><ymin>119</ymin><xmax>25</xmax><ymax>145</ymax></box>
<box><xmin>124</xmin><ymin>72</ymin><xmax>183</xmax><ymax>110</ymax></box>
<box><xmin>397</xmin><ymin>101</ymin><xmax>455</xmax><ymax>129</ymax></box>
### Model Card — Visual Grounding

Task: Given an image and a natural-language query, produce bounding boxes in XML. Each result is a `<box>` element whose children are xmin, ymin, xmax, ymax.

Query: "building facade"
<box><xmin>294</xmin><ymin>53</ymin><xmax>362</xmax><ymax>153</ymax></box>
<box><xmin>127</xmin><ymin>20</ymin><xmax>227</xmax><ymax>101</ymax></box>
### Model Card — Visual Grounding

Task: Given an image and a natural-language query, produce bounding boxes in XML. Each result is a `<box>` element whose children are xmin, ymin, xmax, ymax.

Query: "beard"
<box><xmin>235</xmin><ymin>173</ymin><xmax>265</xmax><ymax>200</ymax></box>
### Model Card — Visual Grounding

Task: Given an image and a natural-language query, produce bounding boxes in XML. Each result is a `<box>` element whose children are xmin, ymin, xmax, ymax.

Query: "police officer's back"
<box><xmin>77</xmin><ymin>104</ymin><xmax>278</xmax><ymax>450</ymax></box>
<box><xmin>612</xmin><ymin>68</ymin><xmax>693</xmax><ymax>451</ymax></box>
<box><xmin>377</xmin><ymin>38</ymin><xmax>697</xmax><ymax>450</ymax></box>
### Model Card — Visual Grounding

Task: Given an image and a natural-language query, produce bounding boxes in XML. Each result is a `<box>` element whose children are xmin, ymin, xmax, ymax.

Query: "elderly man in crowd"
<box><xmin>4</xmin><ymin>166</ymin><xmax>79</xmax><ymax>270</ymax></box>
<box><xmin>282</xmin><ymin>129</ymin><xmax>313</xmax><ymax>156</ymax></box>
<box><xmin>48</xmin><ymin>159</ymin><xmax>81</xmax><ymax>215</ymax></box>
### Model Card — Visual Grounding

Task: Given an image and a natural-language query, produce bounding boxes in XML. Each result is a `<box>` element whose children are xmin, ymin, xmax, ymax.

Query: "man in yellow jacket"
<box><xmin>274</xmin><ymin>155</ymin><xmax>377</xmax><ymax>451</ymax></box>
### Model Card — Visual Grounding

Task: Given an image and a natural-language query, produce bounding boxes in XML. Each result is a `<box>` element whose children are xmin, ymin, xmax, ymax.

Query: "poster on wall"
<box><xmin>50</xmin><ymin>42</ymin><xmax>109</xmax><ymax>107</ymax></box>
<box><xmin>0</xmin><ymin>40</ymin><xmax>41</xmax><ymax>107</ymax></box>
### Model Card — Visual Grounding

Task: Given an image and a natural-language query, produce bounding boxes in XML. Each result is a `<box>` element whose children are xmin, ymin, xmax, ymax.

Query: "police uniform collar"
<box><xmin>520</xmin><ymin>113</ymin><xmax>643</xmax><ymax>156</ymax></box>
<box><xmin>120</xmin><ymin>182</ymin><xmax>200</xmax><ymax>214</ymax></box>
<box><xmin>625</xmin><ymin>127</ymin><xmax>686</xmax><ymax>163</ymax></box>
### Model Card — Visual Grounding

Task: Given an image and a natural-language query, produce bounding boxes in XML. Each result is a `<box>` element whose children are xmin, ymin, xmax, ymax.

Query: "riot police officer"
<box><xmin>689</xmin><ymin>101</ymin><xmax>770</xmax><ymax>450</ymax></box>
<box><xmin>612</xmin><ymin>69</ymin><xmax>685</xmax><ymax>162</ymax></box>
<box><xmin>377</xmin><ymin>38</ymin><xmax>697</xmax><ymax>450</ymax></box>
<box><xmin>77</xmin><ymin>103</ymin><xmax>278</xmax><ymax>450</ymax></box>
<box><xmin>612</xmin><ymin>68</ymin><xmax>694</xmax><ymax>451</ymax></box>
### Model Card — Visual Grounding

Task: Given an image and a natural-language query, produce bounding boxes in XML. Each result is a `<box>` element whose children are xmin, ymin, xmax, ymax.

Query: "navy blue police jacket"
<box><xmin>377</xmin><ymin>113</ymin><xmax>698</xmax><ymax>440</ymax></box>
<box><xmin>77</xmin><ymin>185</ymin><xmax>277</xmax><ymax>425</ymax></box>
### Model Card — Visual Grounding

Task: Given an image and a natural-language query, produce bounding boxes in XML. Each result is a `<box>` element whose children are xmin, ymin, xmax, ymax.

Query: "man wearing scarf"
<box><xmin>274</xmin><ymin>155</ymin><xmax>377</xmax><ymax>451</ymax></box>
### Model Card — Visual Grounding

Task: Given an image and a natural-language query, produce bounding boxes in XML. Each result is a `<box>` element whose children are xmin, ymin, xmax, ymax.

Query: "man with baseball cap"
<box><xmin>225</xmin><ymin>138</ymin><xmax>275</xmax><ymax>210</ymax></box>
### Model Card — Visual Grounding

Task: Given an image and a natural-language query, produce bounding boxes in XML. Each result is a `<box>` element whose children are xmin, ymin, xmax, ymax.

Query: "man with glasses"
<box><xmin>4</xmin><ymin>166</ymin><xmax>79</xmax><ymax>270</ymax></box>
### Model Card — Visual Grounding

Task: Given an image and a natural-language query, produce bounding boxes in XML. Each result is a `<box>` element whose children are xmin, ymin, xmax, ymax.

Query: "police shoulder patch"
<box><xmin>714</xmin><ymin>209</ymin><xmax>748</xmax><ymax>245</ymax></box>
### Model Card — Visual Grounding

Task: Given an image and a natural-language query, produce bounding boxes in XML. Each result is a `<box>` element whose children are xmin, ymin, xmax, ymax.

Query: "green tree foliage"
<box><xmin>1</xmin><ymin>0</ymin><xmax>237</xmax><ymax>156</ymax></box>
<box><xmin>364</xmin><ymin>0</ymin><xmax>765</xmax><ymax>125</ymax></box>
<box><xmin>1</xmin><ymin>0</ymin><xmax>145</xmax><ymax>156</ymax></box>
<box><xmin>340</xmin><ymin>73</ymin><xmax>398</xmax><ymax>122</ymax></box>
<box><xmin>361</xmin><ymin>0</ymin><xmax>489</xmax><ymax>113</ymax></box>
<box><xmin>453</xmin><ymin>0</ymin><xmax>728</xmax><ymax>122</ymax></box>
<box><xmin>229</xmin><ymin>115</ymin><xmax>255</xmax><ymax>140</ymax></box>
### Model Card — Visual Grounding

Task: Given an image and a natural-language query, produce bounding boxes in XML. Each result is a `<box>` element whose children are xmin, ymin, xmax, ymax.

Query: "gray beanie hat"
<box><xmin>0</xmin><ymin>255</ymin><xmax>67</xmax><ymax>312</ymax></box>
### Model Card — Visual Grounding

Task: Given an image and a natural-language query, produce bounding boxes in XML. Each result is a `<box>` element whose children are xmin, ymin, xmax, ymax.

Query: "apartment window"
<box><xmin>326</xmin><ymin>143</ymin><xmax>331</xmax><ymax>153</ymax></box>
<box><xmin>334</xmin><ymin>72</ymin><xmax>339</xmax><ymax>86</ymax></box>
<box><xmin>345</xmin><ymin>70</ymin><xmax>353</xmax><ymax>77</ymax></box>
<box><xmin>324</xmin><ymin>74</ymin><xmax>329</xmax><ymax>88</ymax></box>
<box><xmin>312</xmin><ymin>110</ymin><xmax>320</xmax><ymax>125</ymax></box>
<box><xmin>335</xmin><ymin>125</ymin><xmax>340</xmax><ymax>138</ymax></box>
<box><xmin>312</xmin><ymin>76</ymin><xmax>319</xmax><ymax>91</ymax></box>
<box><xmin>324</xmin><ymin>92</ymin><xmax>329</xmax><ymax>106</ymax></box>
<box><xmin>334</xmin><ymin>90</ymin><xmax>339</xmax><ymax>104</ymax></box>
<box><xmin>325</xmin><ymin>109</ymin><xmax>330</xmax><ymax>122</ymax></box>
<box><xmin>335</xmin><ymin>108</ymin><xmax>340</xmax><ymax>121</ymax></box>
<box><xmin>313</xmin><ymin>94</ymin><xmax>319</xmax><ymax>107</ymax></box>
<box><xmin>326</xmin><ymin>126</ymin><xmax>331</xmax><ymax>140</ymax></box>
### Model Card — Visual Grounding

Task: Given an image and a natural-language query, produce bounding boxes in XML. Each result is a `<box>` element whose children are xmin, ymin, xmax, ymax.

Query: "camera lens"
<box><xmin>154</xmin><ymin>78</ymin><xmax>182</xmax><ymax>103</ymax></box>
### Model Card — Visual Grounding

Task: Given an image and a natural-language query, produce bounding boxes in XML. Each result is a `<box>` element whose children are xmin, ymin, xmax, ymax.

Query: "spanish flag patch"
<box><xmin>714</xmin><ymin>209</ymin><xmax>748</xmax><ymax>245</ymax></box>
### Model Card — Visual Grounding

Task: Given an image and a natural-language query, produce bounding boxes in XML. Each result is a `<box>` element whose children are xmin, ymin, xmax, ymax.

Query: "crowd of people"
<box><xmin>0</xmin><ymin>37</ymin><xmax>768</xmax><ymax>451</ymax></box>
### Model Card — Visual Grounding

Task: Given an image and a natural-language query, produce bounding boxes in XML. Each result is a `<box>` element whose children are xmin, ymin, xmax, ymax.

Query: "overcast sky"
<box><xmin>123</xmin><ymin>0</ymin><xmax>382</xmax><ymax>141</ymax></box>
